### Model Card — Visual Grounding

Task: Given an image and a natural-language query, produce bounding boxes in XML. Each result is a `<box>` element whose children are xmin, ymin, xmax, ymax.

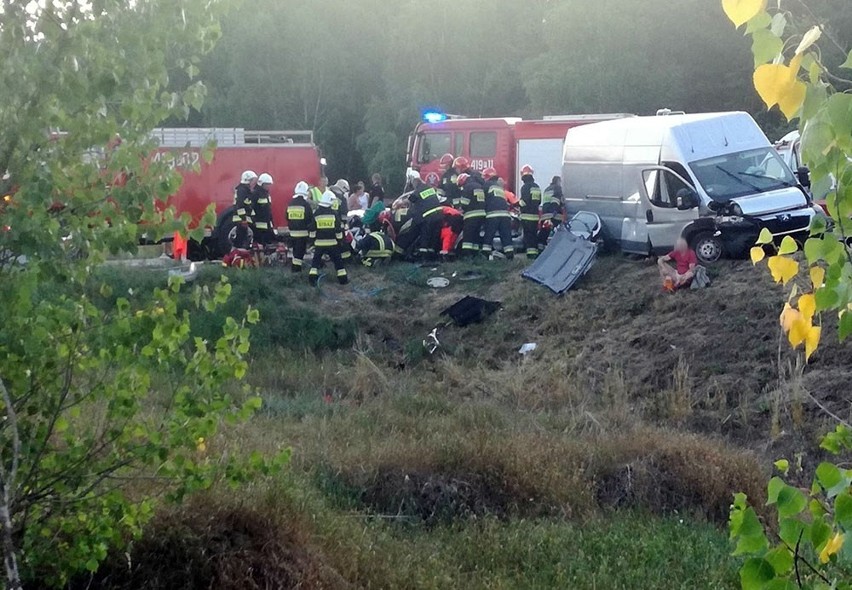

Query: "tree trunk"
<box><xmin>0</xmin><ymin>502</ymin><xmax>22</xmax><ymax>590</ymax></box>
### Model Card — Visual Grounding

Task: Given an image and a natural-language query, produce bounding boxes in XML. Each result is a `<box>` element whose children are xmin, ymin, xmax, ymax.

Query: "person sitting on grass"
<box><xmin>658</xmin><ymin>237</ymin><xmax>697</xmax><ymax>292</ymax></box>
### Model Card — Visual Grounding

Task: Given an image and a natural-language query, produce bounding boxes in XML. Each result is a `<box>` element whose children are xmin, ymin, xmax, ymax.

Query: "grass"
<box><xmin>73</xmin><ymin>252</ymin><xmax>852</xmax><ymax>588</ymax></box>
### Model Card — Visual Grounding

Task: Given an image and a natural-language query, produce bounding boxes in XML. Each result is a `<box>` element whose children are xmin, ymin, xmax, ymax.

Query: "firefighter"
<box><xmin>287</xmin><ymin>181</ymin><xmax>314</xmax><ymax>273</ymax></box>
<box><xmin>357</xmin><ymin>229</ymin><xmax>395</xmax><ymax>267</ymax></box>
<box><xmin>518</xmin><ymin>165</ymin><xmax>542</xmax><ymax>259</ymax></box>
<box><xmin>482</xmin><ymin>167</ymin><xmax>514</xmax><ymax>260</ymax></box>
<box><xmin>252</xmin><ymin>173</ymin><xmax>276</xmax><ymax>246</ymax></box>
<box><xmin>329</xmin><ymin>179</ymin><xmax>352</xmax><ymax>262</ymax></box>
<box><xmin>309</xmin><ymin>191</ymin><xmax>349</xmax><ymax>286</ymax></box>
<box><xmin>231</xmin><ymin>170</ymin><xmax>257</xmax><ymax>249</ymax></box>
<box><xmin>452</xmin><ymin>156</ymin><xmax>484</xmax><ymax>186</ymax></box>
<box><xmin>394</xmin><ymin>168</ymin><xmax>442</xmax><ymax>259</ymax></box>
<box><xmin>541</xmin><ymin>175</ymin><xmax>565</xmax><ymax>246</ymax></box>
<box><xmin>308</xmin><ymin>176</ymin><xmax>328</xmax><ymax>210</ymax></box>
<box><xmin>407</xmin><ymin>168</ymin><xmax>443</xmax><ymax>258</ymax></box>
<box><xmin>458</xmin><ymin>172</ymin><xmax>486</xmax><ymax>255</ymax></box>
<box><xmin>439</xmin><ymin>153</ymin><xmax>460</xmax><ymax>206</ymax></box>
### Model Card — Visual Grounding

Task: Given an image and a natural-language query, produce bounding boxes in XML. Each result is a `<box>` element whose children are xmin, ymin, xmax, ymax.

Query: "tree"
<box><xmin>0</xmin><ymin>1</ymin><xmax>282</xmax><ymax>587</ymax></box>
<box><xmin>720</xmin><ymin>1</ymin><xmax>852</xmax><ymax>588</ymax></box>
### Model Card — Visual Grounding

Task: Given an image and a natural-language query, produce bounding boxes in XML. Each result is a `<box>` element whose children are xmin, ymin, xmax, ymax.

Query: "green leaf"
<box><xmin>816</xmin><ymin>462</ymin><xmax>847</xmax><ymax>497</ymax></box>
<box><xmin>767</xmin><ymin>477</ymin><xmax>785</xmax><ymax>504</ymax></box>
<box><xmin>739</xmin><ymin>558</ymin><xmax>775</xmax><ymax>590</ymax></box>
<box><xmin>842</xmin><ymin>50</ymin><xmax>852</xmax><ymax>69</ymax></box>
<box><xmin>751</xmin><ymin>29</ymin><xmax>783</xmax><ymax>65</ymax></box>
<box><xmin>756</xmin><ymin>227</ymin><xmax>774</xmax><ymax>245</ymax></box>
<box><xmin>840</xmin><ymin>311</ymin><xmax>852</xmax><ymax>341</ymax></box>
<box><xmin>778</xmin><ymin>236</ymin><xmax>798</xmax><ymax>255</ymax></box>
<box><xmin>764</xmin><ymin>546</ymin><xmax>794</xmax><ymax>576</ymax></box>
<box><xmin>774</xmin><ymin>459</ymin><xmax>789</xmax><ymax>475</ymax></box>
<box><xmin>836</xmin><ymin>493</ymin><xmax>852</xmax><ymax>529</ymax></box>
<box><xmin>733</xmin><ymin>507</ymin><xmax>770</xmax><ymax>555</ymax></box>
<box><xmin>776</xmin><ymin>485</ymin><xmax>807</xmax><ymax>518</ymax></box>
<box><xmin>769</xmin><ymin>12</ymin><xmax>787</xmax><ymax>37</ymax></box>
<box><xmin>745</xmin><ymin>11</ymin><xmax>772</xmax><ymax>33</ymax></box>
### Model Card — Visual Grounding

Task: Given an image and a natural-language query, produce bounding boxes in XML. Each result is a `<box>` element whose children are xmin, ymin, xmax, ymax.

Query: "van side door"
<box><xmin>640</xmin><ymin>166</ymin><xmax>700</xmax><ymax>254</ymax></box>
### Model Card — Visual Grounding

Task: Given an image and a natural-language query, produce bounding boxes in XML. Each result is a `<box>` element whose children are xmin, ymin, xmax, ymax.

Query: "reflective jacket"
<box><xmin>459</xmin><ymin>178</ymin><xmax>487</xmax><ymax>219</ymax></box>
<box><xmin>519</xmin><ymin>177</ymin><xmax>542</xmax><ymax>223</ymax></box>
<box><xmin>409</xmin><ymin>184</ymin><xmax>442</xmax><ymax>222</ymax></box>
<box><xmin>359</xmin><ymin>231</ymin><xmax>394</xmax><ymax>259</ymax></box>
<box><xmin>286</xmin><ymin>194</ymin><xmax>314</xmax><ymax>238</ymax></box>
<box><xmin>542</xmin><ymin>182</ymin><xmax>564</xmax><ymax>220</ymax></box>
<box><xmin>232</xmin><ymin>183</ymin><xmax>254</xmax><ymax>223</ymax></box>
<box><xmin>441</xmin><ymin>169</ymin><xmax>460</xmax><ymax>207</ymax></box>
<box><xmin>310</xmin><ymin>206</ymin><xmax>343</xmax><ymax>248</ymax></box>
<box><xmin>252</xmin><ymin>186</ymin><xmax>274</xmax><ymax>231</ymax></box>
<box><xmin>484</xmin><ymin>179</ymin><xmax>509</xmax><ymax>218</ymax></box>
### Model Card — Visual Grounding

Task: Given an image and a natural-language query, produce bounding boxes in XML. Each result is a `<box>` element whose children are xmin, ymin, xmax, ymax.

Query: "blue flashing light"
<box><xmin>422</xmin><ymin>110</ymin><xmax>448</xmax><ymax>124</ymax></box>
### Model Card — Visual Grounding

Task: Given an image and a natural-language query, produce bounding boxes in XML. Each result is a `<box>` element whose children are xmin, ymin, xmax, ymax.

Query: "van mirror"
<box><xmin>796</xmin><ymin>166</ymin><xmax>811</xmax><ymax>189</ymax></box>
<box><xmin>675</xmin><ymin>188</ymin><xmax>700</xmax><ymax>211</ymax></box>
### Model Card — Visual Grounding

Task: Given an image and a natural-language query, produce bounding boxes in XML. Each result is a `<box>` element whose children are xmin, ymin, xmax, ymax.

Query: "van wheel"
<box><xmin>692</xmin><ymin>232</ymin><xmax>723</xmax><ymax>265</ymax></box>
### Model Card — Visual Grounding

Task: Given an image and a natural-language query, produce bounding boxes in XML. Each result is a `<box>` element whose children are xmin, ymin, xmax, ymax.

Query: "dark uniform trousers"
<box><xmin>483</xmin><ymin>213</ymin><xmax>514</xmax><ymax>259</ymax></box>
<box><xmin>309</xmin><ymin>210</ymin><xmax>349</xmax><ymax>286</ymax></box>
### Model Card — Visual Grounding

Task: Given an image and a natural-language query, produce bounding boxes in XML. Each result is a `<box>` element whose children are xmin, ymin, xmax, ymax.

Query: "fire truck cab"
<box><xmin>407</xmin><ymin>113</ymin><xmax>633</xmax><ymax>193</ymax></box>
<box><xmin>152</xmin><ymin>127</ymin><xmax>323</xmax><ymax>258</ymax></box>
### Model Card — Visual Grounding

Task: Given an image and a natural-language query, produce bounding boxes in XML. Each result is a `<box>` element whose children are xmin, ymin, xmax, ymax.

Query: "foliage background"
<box><xmin>188</xmin><ymin>0</ymin><xmax>852</xmax><ymax>189</ymax></box>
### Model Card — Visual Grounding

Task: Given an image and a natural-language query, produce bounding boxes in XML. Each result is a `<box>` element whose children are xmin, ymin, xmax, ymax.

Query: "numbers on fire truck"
<box><xmin>153</xmin><ymin>150</ymin><xmax>201</xmax><ymax>170</ymax></box>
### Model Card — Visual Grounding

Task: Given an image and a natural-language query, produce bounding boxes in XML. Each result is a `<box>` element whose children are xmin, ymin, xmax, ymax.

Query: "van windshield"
<box><xmin>689</xmin><ymin>147</ymin><xmax>796</xmax><ymax>202</ymax></box>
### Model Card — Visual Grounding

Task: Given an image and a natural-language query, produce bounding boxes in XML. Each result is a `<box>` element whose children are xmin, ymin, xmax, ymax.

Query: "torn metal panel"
<box><xmin>522</xmin><ymin>226</ymin><xmax>597</xmax><ymax>294</ymax></box>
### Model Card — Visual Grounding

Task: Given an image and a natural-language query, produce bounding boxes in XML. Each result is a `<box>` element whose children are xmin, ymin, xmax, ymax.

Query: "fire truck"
<box><xmin>152</xmin><ymin>128</ymin><xmax>323</xmax><ymax>257</ymax></box>
<box><xmin>406</xmin><ymin>113</ymin><xmax>633</xmax><ymax>192</ymax></box>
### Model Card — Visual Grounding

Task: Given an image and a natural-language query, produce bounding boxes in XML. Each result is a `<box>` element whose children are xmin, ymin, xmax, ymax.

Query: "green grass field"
<box><xmin>80</xmin><ymin>253</ymin><xmax>852</xmax><ymax>589</ymax></box>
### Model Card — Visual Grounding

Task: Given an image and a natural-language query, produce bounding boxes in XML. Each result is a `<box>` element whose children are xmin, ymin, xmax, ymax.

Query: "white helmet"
<box><xmin>406</xmin><ymin>168</ymin><xmax>422</xmax><ymax>183</ymax></box>
<box><xmin>258</xmin><ymin>173</ymin><xmax>273</xmax><ymax>186</ymax></box>
<box><xmin>318</xmin><ymin>190</ymin><xmax>336</xmax><ymax>208</ymax></box>
<box><xmin>294</xmin><ymin>181</ymin><xmax>310</xmax><ymax>197</ymax></box>
<box><xmin>335</xmin><ymin>179</ymin><xmax>350</xmax><ymax>192</ymax></box>
<box><xmin>241</xmin><ymin>170</ymin><xmax>258</xmax><ymax>184</ymax></box>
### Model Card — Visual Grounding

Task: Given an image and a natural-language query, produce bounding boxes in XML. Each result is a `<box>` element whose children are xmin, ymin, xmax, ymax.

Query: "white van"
<box><xmin>562</xmin><ymin>112</ymin><xmax>823</xmax><ymax>262</ymax></box>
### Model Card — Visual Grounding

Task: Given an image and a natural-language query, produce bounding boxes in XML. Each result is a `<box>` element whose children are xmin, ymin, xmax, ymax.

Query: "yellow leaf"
<box><xmin>723</xmin><ymin>0</ymin><xmax>768</xmax><ymax>27</ymax></box>
<box><xmin>788</xmin><ymin>316</ymin><xmax>810</xmax><ymax>348</ymax></box>
<box><xmin>778</xmin><ymin>236</ymin><xmax>799</xmax><ymax>255</ymax></box>
<box><xmin>768</xmin><ymin>256</ymin><xmax>799</xmax><ymax>285</ymax></box>
<box><xmin>798</xmin><ymin>293</ymin><xmax>816</xmax><ymax>322</ymax></box>
<box><xmin>780</xmin><ymin>303</ymin><xmax>800</xmax><ymax>332</ymax></box>
<box><xmin>750</xmin><ymin>246</ymin><xmax>766</xmax><ymax>265</ymax></box>
<box><xmin>805</xmin><ymin>325</ymin><xmax>821</xmax><ymax>361</ymax></box>
<box><xmin>810</xmin><ymin>266</ymin><xmax>825</xmax><ymax>289</ymax></box>
<box><xmin>819</xmin><ymin>532</ymin><xmax>844</xmax><ymax>564</ymax></box>
<box><xmin>754</xmin><ymin>59</ymin><xmax>807</xmax><ymax>120</ymax></box>
<box><xmin>196</xmin><ymin>437</ymin><xmax>207</xmax><ymax>453</ymax></box>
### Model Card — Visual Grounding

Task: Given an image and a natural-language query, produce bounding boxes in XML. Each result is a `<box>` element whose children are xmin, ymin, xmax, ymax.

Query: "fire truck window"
<box><xmin>454</xmin><ymin>133</ymin><xmax>464</xmax><ymax>156</ymax></box>
<box><xmin>470</xmin><ymin>132</ymin><xmax>497</xmax><ymax>158</ymax></box>
<box><xmin>418</xmin><ymin>133</ymin><xmax>452</xmax><ymax>164</ymax></box>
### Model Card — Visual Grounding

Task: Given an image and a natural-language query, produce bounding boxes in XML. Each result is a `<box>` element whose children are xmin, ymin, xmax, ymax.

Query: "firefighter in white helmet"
<box><xmin>308</xmin><ymin>191</ymin><xmax>349</xmax><ymax>286</ymax></box>
<box><xmin>230</xmin><ymin>170</ymin><xmax>257</xmax><ymax>249</ymax></box>
<box><xmin>287</xmin><ymin>181</ymin><xmax>314</xmax><ymax>273</ymax></box>
<box><xmin>252</xmin><ymin>173</ymin><xmax>276</xmax><ymax>246</ymax></box>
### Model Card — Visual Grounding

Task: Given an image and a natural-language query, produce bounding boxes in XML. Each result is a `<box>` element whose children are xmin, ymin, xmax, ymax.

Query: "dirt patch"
<box><xmin>86</xmin><ymin>499</ymin><xmax>349</xmax><ymax>590</ymax></box>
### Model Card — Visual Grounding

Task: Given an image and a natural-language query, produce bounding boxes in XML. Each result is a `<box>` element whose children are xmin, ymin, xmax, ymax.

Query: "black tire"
<box><xmin>691</xmin><ymin>231</ymin><xmax>723</xmax><ymax>265</ymax></box>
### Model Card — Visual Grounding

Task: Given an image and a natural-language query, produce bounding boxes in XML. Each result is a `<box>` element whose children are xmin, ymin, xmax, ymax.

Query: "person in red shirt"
<box><xmin>657</xmin><ymin>238</ymin><xmax>698</xmax><ymax>291</ymax></box>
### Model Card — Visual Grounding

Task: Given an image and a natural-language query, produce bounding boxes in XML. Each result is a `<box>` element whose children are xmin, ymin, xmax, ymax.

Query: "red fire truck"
<box><xmin>152</xmin><ymin>128</ymin><xmax>323</xmax><ymax>257</ymax></box>
<box><xmin>406</xmin><ymin>113</ymin><xmax>633</xmax><ymax>192</ymax></box>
